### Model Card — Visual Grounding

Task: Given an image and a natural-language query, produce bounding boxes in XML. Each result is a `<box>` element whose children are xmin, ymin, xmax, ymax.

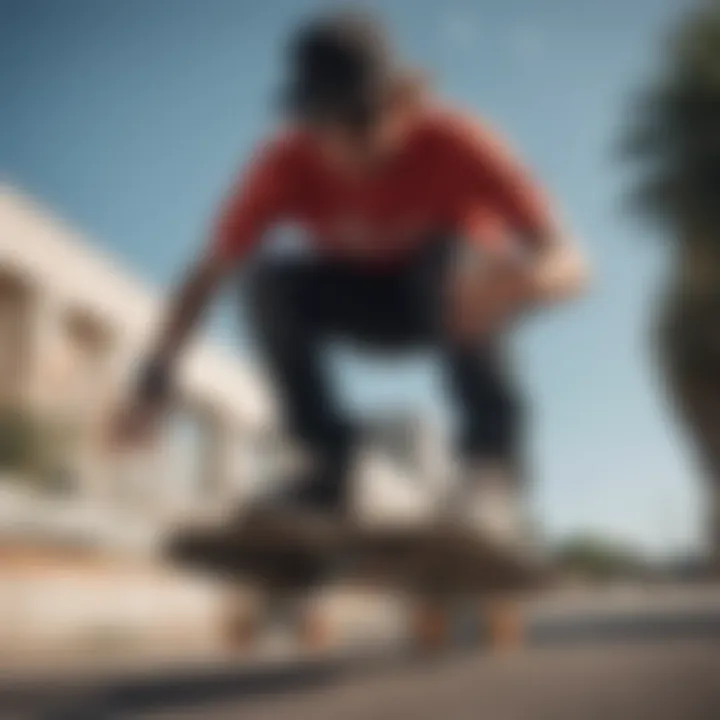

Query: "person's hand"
<box><xmin>108</xmin><ymin>357</ymin><xmax>173</xmax><ymax>451</ymax></box>
<box><xmin>445</xmin><ymin>249</ymin><xmax>534</xmax><ymax>343</ymax></box>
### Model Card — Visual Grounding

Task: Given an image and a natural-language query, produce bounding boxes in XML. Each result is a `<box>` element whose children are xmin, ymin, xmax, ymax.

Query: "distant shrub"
<box><xmin>554</xmin><ymin>533</ymin><xmax>650</xmax><ymax>582</ymax></box>
<box><xmin>0</xmin><ymin>408</ymin><xmax>79</xmax><ymax>494</ymax></box>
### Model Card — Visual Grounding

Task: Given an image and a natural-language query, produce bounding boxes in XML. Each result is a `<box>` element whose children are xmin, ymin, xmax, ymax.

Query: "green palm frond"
<box><xmin>624</xmin><ymin>3</ymin><xmax>720</xmax><ymax>233</ymax></box>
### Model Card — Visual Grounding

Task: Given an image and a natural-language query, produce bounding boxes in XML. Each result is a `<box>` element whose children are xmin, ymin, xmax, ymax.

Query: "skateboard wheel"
<box><xmin>220</xmin><ymin>586</ymin><xmax>264</xmax><ymax>651</ymax></box>
<box><xmin>411</xmin><ymin>600</ymin><xmax>449</xmax><ymax>654</ymax></box>
<box><xmin>221</xmin><ymin>608</ymin><xmax>261</xmax><ymax>650</ymax></box>
<box><xmin>298</xmin><ymin>607</ymin><xmax>333</xmax><ymax>651</ymax></box>
<box><xmin>483</xmin><ymin>599</ymin><xmax>524</xmax><ymax>652</ymax></box>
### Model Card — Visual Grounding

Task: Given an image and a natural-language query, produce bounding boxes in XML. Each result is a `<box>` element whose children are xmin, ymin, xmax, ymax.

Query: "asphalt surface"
<box><xmin>0</xmin><ymin>638</ymin><xmax>717</xmax><ymax>719</ymax></box>
<box><xmin>3</xmin><ymin>586</ymin><xmax>720</xmax><ymax>719</ymax></box>
<box><xmin>140</xmin><ymin>640</ymin><xmax>720</xmax><ymax>720</ymax></box>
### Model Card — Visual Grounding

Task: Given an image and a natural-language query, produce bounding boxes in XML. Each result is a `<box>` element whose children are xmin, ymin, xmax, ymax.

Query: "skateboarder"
<box><xmin>114</xmin><ymin>11</ymin><xmax>588</xmax><ymax>542</ymax></box>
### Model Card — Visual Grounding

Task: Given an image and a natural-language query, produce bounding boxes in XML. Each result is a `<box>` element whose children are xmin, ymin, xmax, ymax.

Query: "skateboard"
<box><xmin>167</xmin><ymin>509</ymin><xmax>545</xmax><ymax>654</ymax></box>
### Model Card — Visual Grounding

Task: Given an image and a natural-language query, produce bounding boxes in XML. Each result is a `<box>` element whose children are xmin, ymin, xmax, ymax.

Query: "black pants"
<box><xmin>247</xmin><ymin>237</ymin><xmax>524</xmax><ymax>484</ymax></box>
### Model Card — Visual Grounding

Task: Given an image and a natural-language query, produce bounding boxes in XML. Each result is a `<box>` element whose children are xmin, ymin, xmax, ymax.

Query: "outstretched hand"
<box><xmin>445</xmin><ymin>249</ymin><xmax>534</xmax><ymax>343</ymax></box>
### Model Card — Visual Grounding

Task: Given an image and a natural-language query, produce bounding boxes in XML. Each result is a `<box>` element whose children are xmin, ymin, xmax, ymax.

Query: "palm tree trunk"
<box><xmin>658</xmin><ymin>272</ymin><xmax>720</xmax><ymax>572</ymax></box>
<box><xmin>689</xmin><ymin>438</ymin><xmax>720</xmax><ymax>572</ymax></box>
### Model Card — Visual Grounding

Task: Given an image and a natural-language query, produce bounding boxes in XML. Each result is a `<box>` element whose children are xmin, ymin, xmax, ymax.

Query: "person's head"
<box><xmin>282</xmin><ymin>10</ymin><xmax>424</xmax><ymax>167</ymax></box>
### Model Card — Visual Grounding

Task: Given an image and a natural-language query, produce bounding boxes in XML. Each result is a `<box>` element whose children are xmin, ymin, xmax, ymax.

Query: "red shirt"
<box><xmin>212</xmin><ymin>108</ymin><xmax>552</xmax><ymax>265</ymax></box>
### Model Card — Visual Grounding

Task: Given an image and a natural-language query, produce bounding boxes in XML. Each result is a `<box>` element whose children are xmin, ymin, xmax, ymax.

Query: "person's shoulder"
<box><xmin>415</xmin><ymin>105</ymin><xmax>507</xmax><ymax>154</ymax></box>
<box><xmin>251</xmin><ymin>125</ymin><xmax>314</xmax><ymax>167</ymax></box>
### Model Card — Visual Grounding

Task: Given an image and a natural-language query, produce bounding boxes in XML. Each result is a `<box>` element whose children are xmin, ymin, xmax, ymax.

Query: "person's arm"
<box><xmin>525</xmin><ymin>222</ymin><xmax>588</xmax><ymax>305</ymax></box>
<box><xmin>138</xmin><ymin>143</ymin><xmax>289</xmax><ymax>395</ymax></box>
<box><xmin>134</xmin><ymin>250</ymin><xmax>233</xmax><ymax>405</ymax></box>
<box><xmin>119</xmin><ymin>141</ymin><xmax>290</xmax><ymax>442</ymax></box>
<box><xmin>458</xmin><ymin>120</ymin><xmax>589</xmax><ymax>306</ymax></box>
<box><xmin>153</xmin><ymin>254</ymin><xmax>226</xmax><ymax>367</ymax></box>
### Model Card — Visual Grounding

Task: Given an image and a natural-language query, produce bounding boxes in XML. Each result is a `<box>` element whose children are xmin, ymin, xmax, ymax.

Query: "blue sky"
<box><xmin>1</xmin><ymin>0</ymin><xmax>700</xmax><ymax>554</ymax></box>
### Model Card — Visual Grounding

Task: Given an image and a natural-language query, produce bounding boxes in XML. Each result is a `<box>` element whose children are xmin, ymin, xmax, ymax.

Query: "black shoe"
<box><xmin>239</xmin><ymin>466</ymin><xmax>349</xmax><ymax>536</ymax></box>
<box><xmin>272</xmin><ymin>471</ymin><xmax>346</xmax><ymax>514</ymax></box>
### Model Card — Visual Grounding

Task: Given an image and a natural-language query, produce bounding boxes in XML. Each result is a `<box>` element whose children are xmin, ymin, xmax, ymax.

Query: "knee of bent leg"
<box><xmin>464</xmin><ymin>389</ymin><xmax>526</xmax><ymax>462</ymax></box>
<box><xmin>494</xmin><ymin>383</ymin><xmax>527</xmax><ymax>436</ymax></box>
<box><xmin>247</xmin><ymin>263</ymin><xmax>296</xmax><ymax>327</ymax></box>
<box><xmin>469</xmin><ymin>380</ymin><xmax>526</xmax><ymax>443</ymax></box>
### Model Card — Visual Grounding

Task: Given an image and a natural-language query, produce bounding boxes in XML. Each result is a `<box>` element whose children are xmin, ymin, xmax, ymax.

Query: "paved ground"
<box><xmin>140</xmin><ymin>640</ymin><xmax>720</xmax><ymax>720</ymax></box>
<box><xmin>2</xmin><ymin>638</ymin><xmax>717</xmax><ymax>719</ymax></box>
<box><xmin>3</xmin><ymin>584</ymin><xmax>720</xmax><ymax>719</ymax></box>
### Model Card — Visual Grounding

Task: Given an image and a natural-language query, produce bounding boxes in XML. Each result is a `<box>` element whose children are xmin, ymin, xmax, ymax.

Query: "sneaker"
<box><xmin>349</xmin><ymin>445</ymin><xmax>440</xmax><ymax>529</ymax></box>
<box><xmin>449</xmin><ymin>461</ymin><xmax>528</xmax><ymax>550</ymax></box>
<box><xmin>240</xmin><ymin>459</ymin><xmax>350</xmax><ymax>533</ymax></box>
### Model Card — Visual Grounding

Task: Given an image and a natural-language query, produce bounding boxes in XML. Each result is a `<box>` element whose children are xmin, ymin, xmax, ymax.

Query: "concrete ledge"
<box><xmin>0</xmin><ymin>542</ymin><xmax>233</xmax><ymax>656</ymax></box>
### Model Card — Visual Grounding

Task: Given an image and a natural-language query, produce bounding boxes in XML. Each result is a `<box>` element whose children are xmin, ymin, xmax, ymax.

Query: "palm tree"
<box><xmin>626</xmin><ymin>1</ymin><xmax>720</xmax><ymax>568</ymax></box>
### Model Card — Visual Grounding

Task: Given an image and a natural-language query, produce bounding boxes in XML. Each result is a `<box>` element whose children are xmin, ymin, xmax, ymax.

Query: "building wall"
<box><xmin>0</xmin><ymin>187</ymin><xmax>452</xmax><ymax>525</ymax></box>
<box><xmin>0</xmin><ymin>186</ymin><xmax>282</xmax><ymax>544</ymax></box>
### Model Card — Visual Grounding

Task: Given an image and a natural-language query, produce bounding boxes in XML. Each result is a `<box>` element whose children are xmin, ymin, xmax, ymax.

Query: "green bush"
<box><xmin>0</xmin><ymin>409</ymin><xmax>40</xmax><ymax>474</ymax></box>
<box><xmin>554</xmin><ymin>534</ymin><xmax>650</xmax><ymax>581</ymax></box>
<box><xmin>0</xmin><ymin>409</ymin><xmax>78</xmax><ymax>493</ymax></box>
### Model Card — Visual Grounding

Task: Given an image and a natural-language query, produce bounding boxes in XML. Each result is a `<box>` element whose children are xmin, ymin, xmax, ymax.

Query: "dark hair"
<box><xmin>282</xmin><ymin>11</ymin><xmax>395</xmax><ymax>130</ymax></box>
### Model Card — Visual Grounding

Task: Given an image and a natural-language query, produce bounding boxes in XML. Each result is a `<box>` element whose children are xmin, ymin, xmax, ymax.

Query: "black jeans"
<box><xmin>247</xmin><ymin>236</ymin><xmax>525</xmax><ymax>485</ymax></box>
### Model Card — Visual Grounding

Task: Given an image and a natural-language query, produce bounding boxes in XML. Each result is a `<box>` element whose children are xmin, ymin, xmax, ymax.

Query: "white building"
<box><xmin>0</xmin><ymin>181</ymin><xmax>453</xmax><ymax>533</ymax></box>
<box><xmin>0</xmin><ymin>185</ymin><xmax>290</xmax><ymax>551</ymax></box>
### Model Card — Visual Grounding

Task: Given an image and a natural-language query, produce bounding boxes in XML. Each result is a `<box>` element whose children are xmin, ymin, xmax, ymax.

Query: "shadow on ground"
<box><xmin>3</xmin><ymin>611</ymin><xmax>720</xmax><ymax>718</ymax></box>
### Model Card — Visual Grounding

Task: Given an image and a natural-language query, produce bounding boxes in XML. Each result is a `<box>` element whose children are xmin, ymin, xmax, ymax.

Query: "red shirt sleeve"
<box><xmin>446</xmin><ymin>116</ymin><xmax>554</xmax><ymax>247</ymax></box>
<box><xmin>211</xmin><ymin>138</ymin><xmax>292</xmax><ymax>263</ymax></box>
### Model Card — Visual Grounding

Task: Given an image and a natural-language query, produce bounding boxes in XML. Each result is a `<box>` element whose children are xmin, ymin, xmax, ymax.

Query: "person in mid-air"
<box><xmin>115</xmin><ymin>11</ymin><xmax>588</xmax><ymax>543</ymax></box>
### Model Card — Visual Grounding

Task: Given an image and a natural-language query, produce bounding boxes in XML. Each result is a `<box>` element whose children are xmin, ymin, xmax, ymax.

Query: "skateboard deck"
<box><xmin>167</xmin><ymin>510</ymin><xmax>544</xmax><ymax>653</ymax></box>
<box><xmin>166</xmin><ymin>510</ymin><xmax>543</xmax><ymax>594</ymax></box>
